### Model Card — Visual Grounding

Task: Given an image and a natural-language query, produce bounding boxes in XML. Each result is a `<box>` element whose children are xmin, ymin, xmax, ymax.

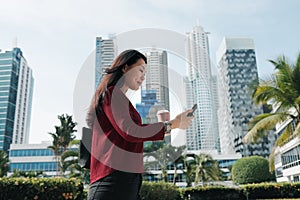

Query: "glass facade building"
<box><xmin>0</xmin><ymin>48</ymin><xmax>33</xmax><ymax>152</ymax></box>
<box><xmin>143</xmin><ymin>49</ymin><xmax>170</xmax><ymax>111</ymax></box>
<box><xmin>95</xmin><ymin>37</ymin><xmax>115</xmax><ymax>88</ymax></box>
<box><xmin>136</xmin><ymin>90</ymin><xmax>157</xmax><ymax>123</ymax></box>
<box><xmin>0</xmin><ymin>48</ymin><xmax>19</xmax><ymax>152</ymax></box>
<box><xmin>185</xmin><ymin>26</ymin><xmax>220</xmax><ymax>152</ymax></box>
<box><xmin>216</xmin><ymin>38</ymin><xmax>273</xmax><ymax>157</ymax></box>
<box><xmin>8</xmin><ymin>142</ymin><xmax>58</xmax><ymax>176</ymax></box>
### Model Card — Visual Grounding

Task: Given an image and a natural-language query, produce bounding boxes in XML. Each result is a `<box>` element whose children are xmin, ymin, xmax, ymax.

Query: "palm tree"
<box><xmin>194</xmin><ymin>153</ymin><xmax>222</xmax><ymax>186</ymax></box>
<box><xmin>0</xmin><ymin>150</ymin><xmax>9</xmax><ymax>177</ymax></box>
<box><xmin>243</xmin><ymin>54</ymin><xmax>300</xmax><ymax>170</ymax></box>
<box><xmin>60</xmin><ymin>141</ymin><xmax>90</xmax><ymax>184</ymax></box>
<box><xmin>58</xmin><ymin>114</ymin><xmax>77</xmax><ymax>151</ymax></box>
<box><xmin>144</xmin><ymin>144</ymin><xmax>185</xmax><ymax>183</ymax></box>
<box><xmin>168</xmin><ymin>145</ymin><xmax>186</xmax><ymax>185</ymax></box>
<box><xmin>182</xmin><ymin>154</ymin><xmax>196</xmax><ymax>187</ymax></box>
<box><xmin>48</xmin><ymin>114</ymin><xmax>77</xmax><ymax>176</ymax></box>
<box><xmin>48</xmin><ymin>129</ymin><xmax>62</xmax><ymax>176</ymax></box>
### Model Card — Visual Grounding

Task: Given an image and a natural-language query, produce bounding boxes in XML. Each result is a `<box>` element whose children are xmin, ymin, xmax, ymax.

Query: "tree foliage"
<box><xmin>10</xmin><ymin>170</ymin><xmax>46</xmax><ymax>178</ymax></box>
<box><xmin>243</xmin><ymin>54</ymin><xmax>300</xmax><ymax>170</ymax></box>
<box><xmin>232</xmin><ymin>156</ymin><xmax>274</xmax><ymax>184</ymax></box>
<box><xmin>48</xmin><ymin>114</ymin><xmax>77</xmax><ymax>176</ymax></box>
<box><xmin>144</xmin><ymin>144</ymin><xmax>185</xmax><ymax>183</ymax></box>
<box><xmin>194</xmin><ymin>153</ymin><xmax>223</xmax><ymax>185</ymax></box>
<box><xmin>0</xmin><ymin>150</ymin><xmax>9</xmax><ymax>177</ymax></box>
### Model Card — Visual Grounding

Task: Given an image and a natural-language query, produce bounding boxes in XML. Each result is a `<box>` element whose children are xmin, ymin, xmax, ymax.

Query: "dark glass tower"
<box><xmin>0</xmin><ymin>48</ymin><xmax>21</xmax><ymax>152</ymax></box>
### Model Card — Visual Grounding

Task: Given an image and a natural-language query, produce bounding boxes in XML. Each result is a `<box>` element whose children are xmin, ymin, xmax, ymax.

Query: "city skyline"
<box><xmin>0</xmin><ymin>0</ymin><xmax>299</xmax><ymax>143</ymax></box>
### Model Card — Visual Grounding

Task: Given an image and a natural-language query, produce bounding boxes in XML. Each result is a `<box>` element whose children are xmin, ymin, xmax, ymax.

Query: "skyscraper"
<box><xmin>0</xmin><ymin>48</ymin><xmax>34</xmax><ymax>151</ymax></box>
<box><xmin>185</xmin><ymin>26</ymin><xmax>219</xmax><ymax>152</ymax></box>
<box><xmin>13</xmin><ymin>51</ymin><xmax>34</xmax><ymax>144</ymax></box>
<box><xmin>136</xmin><ymin>90</ymin><xmax>158</xmax><ymax>123</ymax></box>
<box><xmin>216</xmin><ymin>37</ymin><xmax>272</xmax><ymax>157</ymax></box>
<box><xmin>143</xmin><ymin>49</ymin><xmax>170</xmax><ymax>111</ymax></box>
<box><xmin>95</xmin><ymin>36</ymin><xmax>116</xmax><ymax>88</ymax></box>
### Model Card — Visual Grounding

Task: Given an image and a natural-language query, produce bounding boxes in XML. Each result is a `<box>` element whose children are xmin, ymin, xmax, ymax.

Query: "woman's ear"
<box><xmin>122</xmin><ymin>65</ymin><xmax>129</xmax><ymax>73</ymax></box>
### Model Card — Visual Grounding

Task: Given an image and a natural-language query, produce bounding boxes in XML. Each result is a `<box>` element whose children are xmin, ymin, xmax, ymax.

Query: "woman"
<box><xmin>87</xmin><ymin>49</ymin><xmax>194</xmax><ymax>200</ymax></box>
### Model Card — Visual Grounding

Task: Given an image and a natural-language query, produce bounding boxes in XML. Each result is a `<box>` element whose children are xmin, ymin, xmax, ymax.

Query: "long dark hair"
<box><xmin>86</xmin><ymin>49</ymin><xmax>147</xmax><ymax>127</ymax></box>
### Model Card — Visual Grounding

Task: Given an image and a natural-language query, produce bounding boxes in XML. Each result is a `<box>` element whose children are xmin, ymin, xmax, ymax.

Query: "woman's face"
<box><xmin>122</xmin><ymin>58</ymin><xmax>146</xmax><ymax>91</ymax></box>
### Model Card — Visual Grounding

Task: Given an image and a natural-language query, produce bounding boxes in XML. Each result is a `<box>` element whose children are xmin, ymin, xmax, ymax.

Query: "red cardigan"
<box><xmin>90</xmin><ymin>86</ymin><xmax>165</xmax><ymax>184</ymax></box>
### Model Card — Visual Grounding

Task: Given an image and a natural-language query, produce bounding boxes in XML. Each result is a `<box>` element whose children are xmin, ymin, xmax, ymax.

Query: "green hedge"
<box><xmin>180</xmin><ymin>182</ymin><xmax>300</xmax><ymax>200</ymax></box>
<box><xmin>0</xmin><ymin>177</ymin><xmax>84</xmax><ymax>200</ymax></box>
<box><xmin>241</xmin><ymin>182</ymin><xmax>300</xmax><ymax>199</ymax></box>
<box><xmin>140</xmin><ymin>182</ymin><xmax>181</xmax><ymax>200</ymax></box>
<box><xmin>181</xmin><ymin>186</ymin><xmax>245</xmax><ymax>200</ymax></box>
<box><xmin>2</xmin><ymin>178</ymin><xmax>300</xmax><ymax>200</ymax></box>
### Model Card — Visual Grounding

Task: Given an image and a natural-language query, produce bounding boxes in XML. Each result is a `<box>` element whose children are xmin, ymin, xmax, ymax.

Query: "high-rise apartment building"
<box><xmin>216</xmin><ymin>37</ymin><xmax>273</xmax><ymax>157</ymax></box>
<box><xmin>143</xmin><ymin>49</ymin><xmax>170</xmax><ymax>111</ymax></box>
<box><xmin>136</xmin><ymin>90</ymin><xmax>158</xmax><ymax>123</ymax></box>
<box><xmin>211</xmin><ymin>75</ymin><xmax>221</xmax><ymax>153</ymax></box>
<box><xmin>185</xmin><ymin>26</ymin><xmax>219</xmax><ymax>152</ymax></box>
<box><xmin>95</xmin><ymin>36</ymin><xmax>116</xmax><ymax>88</ymax></box>
<box><xmin>0</xmin><ymin>48</ymin><xmax>34</xmax><ymax>151</ymax></box>
<box><xmin>13</xmin><ymin>51</ymin><xmax>34</xmax><ymax>145</ymax></box>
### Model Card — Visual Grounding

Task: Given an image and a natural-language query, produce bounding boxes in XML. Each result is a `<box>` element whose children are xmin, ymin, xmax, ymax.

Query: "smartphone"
<box><xmin>187</xmin><ymin>104</ymin><xmax>197</xmax><ymax>117</ymax></box>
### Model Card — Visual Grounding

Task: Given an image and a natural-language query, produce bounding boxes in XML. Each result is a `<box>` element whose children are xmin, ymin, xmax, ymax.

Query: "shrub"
<box><xmin>231</xmin><ymin>156</ymin><xmax>273</xmax><ymax>184</ymax></box>
<box><xmin>140</xmin><ymin>181</ymin><xmax>181</xmax><ymax>200</ymax></box>
<box><xmin>241</xmin><ymin>182</ymin><xmax>300</xmax><ymax>199</ymax></box>
<box><xmin>0</xmin><ymin>177</ymin><xmax>84</xmax><ymax>200</ymax></box>
<box><xmin>181</xmin><ymin>186</ymin><xmax>245</xmax><ymax>200</ymax></box>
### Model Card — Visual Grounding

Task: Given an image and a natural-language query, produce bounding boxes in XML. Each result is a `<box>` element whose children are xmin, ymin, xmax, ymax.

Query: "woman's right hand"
<box><xmin>170</xmin><ymin>110</ymin><xmax>194</xmax><ymax>130</ymax></box>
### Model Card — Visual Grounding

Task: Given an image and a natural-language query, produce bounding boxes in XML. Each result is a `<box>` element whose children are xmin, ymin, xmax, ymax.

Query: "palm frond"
<box><xmin>61</xmin><ymin>150</ymin><xmax>78</xmax><ymax>161</ymax></box>
<box><xmin>253</xmin><ymin>85</ymin><xmax>280</xmax><ymax>103</ymax></box>
<box><xmin>295</xmin><ymin>122</ymin><xmax>300</xmax><ymax>137</ymax></box>
<box><xmin>274</xmin><ymin>123</ymin><xmax>294</xmax><ymax>147</ymax></box>
<box><xmin>292</xmin><ymin>53</ymin><xmax>300</xmax><ymax>93</ymax></box>
<box><xmin>243</xmin><ymin>113</ymin><xmax>288</xmax><ymax>143</ymax></box>
<box><xmin>268</xmin><ymin>147</ymin><xmax>276</xmax><ymax>172</ymax></box>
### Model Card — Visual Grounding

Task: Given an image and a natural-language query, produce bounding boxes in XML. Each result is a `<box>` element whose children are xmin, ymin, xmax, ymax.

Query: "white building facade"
<box><xmin>95</xmin><ymin>36</ymin><xmax>116</xmax><ymax>88</ymax></box>
<box><xmin>185</xmin><ymin>26</ymin><xmax>219</xmax><ymax>152</ymax></box>
<box><xmin>8</xmin><ymin>142</ymin><xmax>57</xmax><ymax>177</ymax></box>
<box><xmin>13</xmin><ymin>56</ymin><xmax>34</xmax><ymax>144</ymax></box>
<box><xmin>216</xmin><ymin>37</ymin><xmax>273</xmax><ymax>157</ymax></box>
<box><xmin>143</xmin><ymin>49</ymin><xmax>170</xmax><ymax>111</ymax></box>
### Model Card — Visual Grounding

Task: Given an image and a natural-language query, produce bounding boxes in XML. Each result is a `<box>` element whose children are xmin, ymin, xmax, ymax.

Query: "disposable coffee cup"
<box><xmin>156</xmin><ymin>110</ymin><xmax>170</xmax><ymax>122</ymax></box>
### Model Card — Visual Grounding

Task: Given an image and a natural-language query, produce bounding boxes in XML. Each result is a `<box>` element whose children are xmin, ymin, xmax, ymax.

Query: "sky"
<box><xmin>0</xmin><ymin>0</ymin><xmax>300</xmax><ymax>143</ymax></box>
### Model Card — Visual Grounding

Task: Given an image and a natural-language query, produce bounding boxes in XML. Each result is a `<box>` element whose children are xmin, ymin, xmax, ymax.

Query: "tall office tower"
<box><xmin>211</xmin><ymin>75</ymin><xmax>221</xmax><ymax>153</ymax></box>
<box><xmin>136</xmin><ymin>90</ymin><xmax>158</xmax><ymax>123</ymax></box>
<box><xmin>136</xmin><ymin>90</ymin><xmax>168</xmax><ymax>146</ymax></box>
<box><xmin>185</xmin><ymin>26</ymin><xmax>219</xmax><ymax>152</ymax></box>
<box><xmin>216</xmin><ymin>37</ymin><xmax>272</xmax><ymax>157</ymax></box>
<box><xmin>95</xmin><ymin>36</ymin><xmax>116</xmax><ymax>88</ymax></box>
<box><xmin>0</xmin><ymin>48</ymin><xmax>34</xmax><ymax>151</ymax></box>
<box><xmin>184</xmin><ymin>76</ymin><xmax>198</xmax><ymax>149</ymax></box>
<box><xmin>13</xmin><ymin>52</ymin><xmax>34</xmax><ymax>144</ymax></box>
<box><xmin>143</xmin><ymin>49</ymin><xmax>170</xmax><ymax>111</ymax></box>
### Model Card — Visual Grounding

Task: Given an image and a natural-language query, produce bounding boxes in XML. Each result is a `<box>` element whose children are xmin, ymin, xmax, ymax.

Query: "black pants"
<box><xmin>88</xmin><ymin>171</ymin><xmax>142</xmax><ymax>200</ymax></box>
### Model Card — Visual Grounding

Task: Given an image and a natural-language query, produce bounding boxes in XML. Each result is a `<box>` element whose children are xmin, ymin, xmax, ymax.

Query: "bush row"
<box><xmin>0</xmin><ymin>177</ymin><xmax>84</xmax><ymax>200</ymax></box>
<box><xmin>241</xmin><ymin>182</ymin><xmax>300</xmax><ymax>199</ymax></box>
<box><xmin>141</xmin><ymin>182</ymin><xmax>181</xmax><ymax>200</ymax></box>
<box><xmin>142</xmin><ymin>182</ymin><xmax>300</xmax><ymax>200</ymax></box>
<box><xmin>1</xmin><ymin>178</ymin><xmax>300</xmax><ymax>200</ymax></box>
